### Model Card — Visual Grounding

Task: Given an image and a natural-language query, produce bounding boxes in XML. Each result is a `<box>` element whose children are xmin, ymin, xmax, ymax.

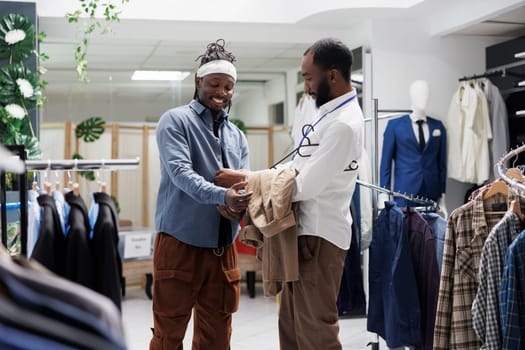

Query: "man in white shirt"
<box><xmin>216</xmin><ymin>38</ymin><xmax>363</xmax><ymax>349</ymax></box>
<box><xmin>283</xmin><ymin>38</ymin><xmax>363</xmax><ymax>350</ymax></box>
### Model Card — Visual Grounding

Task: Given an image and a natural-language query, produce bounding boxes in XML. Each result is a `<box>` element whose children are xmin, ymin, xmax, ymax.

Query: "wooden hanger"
<box><xmin>510</xmin><ymin>199</ymin><xmax>524</xmax><ymax>223</ymax></box>
<box><xmin>72</xmin><ymin>183</ymin><xmax>80</xmax><ymax>196</ymax></box>
<box><xmin>55</xmin><ymin>181</ymin><xmax>61</xmax><ymax>191</ymax></box>
<box><xmin>507</xmin><ymin>168</ymin><xmax>524</xmax><ymax>183</ymax></box>
<box><xmin>32</xmin><ymin>181</ymin><xmax>38</xmax><ymax>192</ymax></box>
<box><xmin>506</xmin><ymin>168</ymin><xmax>524</xmax><ymax>222</ymax></box>
<box><xmin>96</xmin><ymin>180</ymin><xmax>107</xmax><ymax>193</ymax></box>
<box><xmin>43</xmin><ymin>182</ymin><xmax>52</xmax><ymax>196</ymax></box>
<box><xmin>483</xmin><ymin>179</ymin><xmax>508</xmax><ymax>200</ymax></box>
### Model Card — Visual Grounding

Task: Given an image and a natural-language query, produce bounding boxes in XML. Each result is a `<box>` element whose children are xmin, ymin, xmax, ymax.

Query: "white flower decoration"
<box><xmin>4</xmin><ymin>29</ymin><xmax>26</xmax><ymax>45</ymax></box>
<box><xmin>5</xmin><ymin>103</ymin><xmax>26</xmax><ymax>120</ymax></box>
<box><xmin>16</xmin><ymin>78</ymin><xmax>34</xmax><ymax>98</ymax></box>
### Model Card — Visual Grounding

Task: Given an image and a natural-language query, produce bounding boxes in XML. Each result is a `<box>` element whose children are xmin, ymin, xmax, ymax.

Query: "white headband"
<box><xmin>196</xmin><ymin>60</ymin><xmax>237</xmax><ymax>81</ymax></box>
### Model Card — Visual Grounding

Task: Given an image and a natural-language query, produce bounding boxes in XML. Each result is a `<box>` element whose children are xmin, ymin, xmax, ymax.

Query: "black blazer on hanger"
<box><xmin>65</xmin><ymin>191</ymin><xmax>96</xmax><ymax>290</ymax></box>
<box><xmin>92</xmin><ymin>192</ymin><xmax>122</xmax><ymax>310</ymax></box>
<box><xmin>31</xmin><ymin>194</ymin><xmax>66</xmax><ymax>277</ymax></box>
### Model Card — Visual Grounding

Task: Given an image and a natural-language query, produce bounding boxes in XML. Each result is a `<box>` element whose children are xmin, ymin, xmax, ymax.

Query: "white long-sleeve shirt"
<box><xmin>447</xmin><ymin>82</ymin><xmax>492</xmax><ymax>185</ymax></box>
<box><xmin>291</xmin><ymin>90</ymin><xmax>364</xmax><ymax>250</ymax></box>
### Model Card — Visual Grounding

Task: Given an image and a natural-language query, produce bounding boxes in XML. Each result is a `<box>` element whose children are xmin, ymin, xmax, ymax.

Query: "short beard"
<box><xmin>315</xmin><ymin>77</ymin><xmax>331</xmax><ymax>108</ymax></box>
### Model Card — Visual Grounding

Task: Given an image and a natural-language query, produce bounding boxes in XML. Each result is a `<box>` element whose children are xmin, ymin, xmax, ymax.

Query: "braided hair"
<box><xmin>194</xmin><ymin>39</ymin><xmax>237</xmax><ymax>112</ymax></box>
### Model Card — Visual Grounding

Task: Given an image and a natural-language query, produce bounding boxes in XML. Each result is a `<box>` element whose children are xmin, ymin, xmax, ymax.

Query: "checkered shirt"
<box><xmin>472</xmin><ymin>212</ymin><xmax>523</xmax><ymax>349</ymax></box>
<box><xmin>500</xmin><ymin>230</ymin><xmax>525</xmax><ymax>350</ymax></box>
<box><xmin>434</xmin><ymin>190</ymin><xmax>506</xmax><ymax>349</ymax></box>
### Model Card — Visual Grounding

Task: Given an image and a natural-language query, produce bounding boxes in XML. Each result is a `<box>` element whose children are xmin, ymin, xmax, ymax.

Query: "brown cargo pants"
<box><xmin>150</xmin><ymin>233</ymin><xmax>240</xmax><ymax>350</ymax></box>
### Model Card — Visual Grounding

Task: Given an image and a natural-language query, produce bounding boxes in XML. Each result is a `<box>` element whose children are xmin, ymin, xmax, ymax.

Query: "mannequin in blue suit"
<box><xmin>380</xmin><ymin>81</ymin><xmax>447</xmax><ymax>209</ymax></box>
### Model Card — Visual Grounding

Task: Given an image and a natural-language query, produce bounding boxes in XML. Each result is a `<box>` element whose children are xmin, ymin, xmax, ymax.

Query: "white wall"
<box><xmin>368</xmin><ymin>17</ymin><xmax>503</xmax><ymax>211</ymax></box>
<box><xmin>230</xmin><ymin>85</ymin><xmax>268</xmax><ymax>125</ymax></box>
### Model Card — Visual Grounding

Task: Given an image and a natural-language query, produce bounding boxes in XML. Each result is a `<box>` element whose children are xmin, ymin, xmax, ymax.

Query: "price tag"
<box><xmin>123</xmin><ymin>233</ymin><xmax>152</xmax><ymax>259</ymax></box>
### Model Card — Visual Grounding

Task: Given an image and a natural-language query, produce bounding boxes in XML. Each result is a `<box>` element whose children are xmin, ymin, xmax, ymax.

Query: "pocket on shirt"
<box><xmin>456</xmin><ymin>247</ymin><xmax>477</xmax><ymax>281</ymax></box>
<box><xmin>224</xmin><ymin>145</ymin><xmax>242</xmax><ymax>168</ymax></box>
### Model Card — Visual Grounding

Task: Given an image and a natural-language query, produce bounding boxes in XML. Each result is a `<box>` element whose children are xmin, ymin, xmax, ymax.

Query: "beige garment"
<box><xmin>239</xmin><ymin>168</ymin><xmax>299</xmax><ymax>296</ymax></box>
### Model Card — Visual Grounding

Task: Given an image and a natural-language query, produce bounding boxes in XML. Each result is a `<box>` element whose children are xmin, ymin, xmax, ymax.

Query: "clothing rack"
<box><xmin>356</xmin><ymin>179</ymin><xmax>438</xmax><ymax>209</ymax></box>
<box><xmin>458</xmin><ymin>68</ymin><xmax>524</xmax><ymax>82</ymax></box>
<box><xmin>495</xmin><ymin>144</ymin><xmax>525</xmax><ymax>192</ymax></box>
<box><xmin>25</xmin><ymin>158</ymin><xmax>140</xmax><ymax>171</ymax></box>
<box><xmin>367</xmin><ymin>100</ymin><xmax>432</xmax><ymax>349</ymax></box>
<box><xmin>1</xmin><ymin>157</ymin><xmax>140</xmax><ymax>256</ymax></box>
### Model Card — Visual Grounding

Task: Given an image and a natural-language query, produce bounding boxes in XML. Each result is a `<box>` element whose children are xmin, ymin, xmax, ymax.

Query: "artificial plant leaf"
<box><xmin>13</xmin><ymin>133</ymin><xmax>42</xmax><ymax>160</ymax></box>
<box><xmin>0</xmin><ymin>13</ymin><xmax>35</xmax><ymax>61</ymax></box>
<box><xmin>0</xmin><ymin>63</ymin><xmax>39</xmax><ymax>108</ymax></box>
<box><xmin>72</xmin><ymin>153</ymin><xmax>96</xmax><ymax>181</ymax></box>
<box><xmin>75</xmin><ymin>116</ymin><xmax>105</xmax><ymax>143</ymax></box>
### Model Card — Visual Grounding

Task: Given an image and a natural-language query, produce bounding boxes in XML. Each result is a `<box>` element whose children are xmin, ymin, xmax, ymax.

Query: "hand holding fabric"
<box><xmin>225</xmin><ymin>181</ymin><xmax>252</xmax><ymax>212</ymax></box>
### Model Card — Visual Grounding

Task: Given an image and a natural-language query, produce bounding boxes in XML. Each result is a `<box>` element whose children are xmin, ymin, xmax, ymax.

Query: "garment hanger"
<box><xmin>72</xmin><ymin>182</ymin><xmax>80</xmax><ymax>196</ymax></box>
<box><xmin>509</xmin><ymin>199</ymin><xmax>524</xmax><ymax>223</ymax></box>
<box><xmin>96</xmin><ymin>180</ymin><xmax>107</xmax><ymax>193</ymax></box>
<box><xmin>482</xmin><ymin>179</ymin><xmax>508</xmax><ymax>200</ymax></box>
<box><xmin>43</xmin><ymin>182</ymin><xmax>52</xmax><ymax>196</ymax></box>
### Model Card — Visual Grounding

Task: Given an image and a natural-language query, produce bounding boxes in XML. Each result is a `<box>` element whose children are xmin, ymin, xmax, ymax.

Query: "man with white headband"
<box><xmin>150</xmin><ymin>39</ymin><xmax>251</xmax><ymax>350</ymax></box>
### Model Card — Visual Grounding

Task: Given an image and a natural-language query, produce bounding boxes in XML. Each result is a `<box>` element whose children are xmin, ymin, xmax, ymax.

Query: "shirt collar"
<box><xmin>409</xmin><ymin>114</ymin><xmax>427</xmax><ymax>123</ymax></box>
<box><xmin>317</xmin><ymin>89</ymin><xmax>356</xmax><ymax>116</ymax></box>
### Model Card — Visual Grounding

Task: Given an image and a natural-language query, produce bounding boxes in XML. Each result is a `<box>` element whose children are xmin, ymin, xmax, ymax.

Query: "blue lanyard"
<box><xmin>295</xmin><ymin>94</ymin><xmax>357</xmax><ymax>154</ymax></box>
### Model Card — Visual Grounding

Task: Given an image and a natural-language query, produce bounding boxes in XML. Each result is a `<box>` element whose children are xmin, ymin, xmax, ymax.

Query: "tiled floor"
<box><xmin>122</xmin><ymin>284</ymin><xmax>390</xmax><ymax>350</ymax></box>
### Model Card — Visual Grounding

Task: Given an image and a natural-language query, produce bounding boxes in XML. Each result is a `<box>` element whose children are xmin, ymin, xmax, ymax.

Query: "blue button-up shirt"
<box><xmin>155</xmin><ymin>100</ymin><xmax>250</xmax><ymax>248</ymax></box>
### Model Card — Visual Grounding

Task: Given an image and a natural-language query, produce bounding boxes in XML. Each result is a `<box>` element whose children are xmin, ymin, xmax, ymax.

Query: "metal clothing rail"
<box><xmin>1</xmin><ymin>157</ymin><xmax>140</xmax><ymax>256</ymax></box>
<box><xmin>356</xmin><ymin>179</ymin><xmax>438</xmax><ymax>208</ymax></box>
<box><xmin>25</xmin><ymin>158</ymin><xmax>140</xmax><ymax>171</ymax></box>
<box><xmin>496</xmin><ymin>144</ymin><xmax>525</xmax><ymax>192</ymax></box>
<box><xmin>458</xmin><ymin>68</ymin><xmax>524</xmax><ymax>82</ymax></box>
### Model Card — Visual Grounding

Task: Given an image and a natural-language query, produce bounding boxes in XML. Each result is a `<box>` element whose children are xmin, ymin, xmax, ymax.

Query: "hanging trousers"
<box><xmin>279</xmin><ymin>235</ymin><xmax>347</xmax><ymax>350</ymax></box>
<box><xmin>150</xmin><ymin>233</ymin><xmax>240</xmax><ymax>350</ymax></box>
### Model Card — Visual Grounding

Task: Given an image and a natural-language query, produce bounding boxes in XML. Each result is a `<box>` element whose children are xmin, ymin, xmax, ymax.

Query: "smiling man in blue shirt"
<box><xmin>150</xmin><ymin>40</ymin><xmax>252</xmax><ymax>350</ymax></box>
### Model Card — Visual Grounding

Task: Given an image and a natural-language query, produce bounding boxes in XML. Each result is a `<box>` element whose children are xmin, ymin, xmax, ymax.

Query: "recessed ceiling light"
<box><xmin>131</xmin><ymin>70</ymin><xmax>191</xmax><ymax>81</ymax></box>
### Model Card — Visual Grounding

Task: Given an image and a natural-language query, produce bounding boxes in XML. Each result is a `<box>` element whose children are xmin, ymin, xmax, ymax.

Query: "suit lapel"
<box><xmin>402</xmin><ymin>115</ymin><xmax>421</xmax><ymax>151</ymax></box>
<box><xmin>423</xmin><ymin>118</ymin><xmax>437</xmax><ymax>153</ymax></box>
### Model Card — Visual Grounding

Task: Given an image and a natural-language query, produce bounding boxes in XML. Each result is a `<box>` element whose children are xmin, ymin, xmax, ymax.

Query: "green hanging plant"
<box><xmin>66</xmin><ymin>0</ymin><xmax>130</xmax><ymax>82</ymax></box>
<box><xmin>0</xmin><ymin>13</ymin><xmax>35</xmax><ymax>63</ymax></box>
<box><xmin>0</xmin><ymin>63</ymin><xmax>40</xmax><ymax>109</ymax></box>
<box><xmin>75</xmin><ymin>116</ymin><xmax>105</xmax><ymax>142</ymax></box>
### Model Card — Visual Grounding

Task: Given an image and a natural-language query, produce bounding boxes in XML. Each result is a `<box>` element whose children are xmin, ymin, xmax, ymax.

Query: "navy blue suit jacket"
<box><xmin>367</xmin><ymin>201</ymin><xmax>421</xmax><ymax>347</ymax></box>
<box><xmin>380</xmin><ymin>115</ymin><xmax>446</xmax><ymax>205</ymax></box>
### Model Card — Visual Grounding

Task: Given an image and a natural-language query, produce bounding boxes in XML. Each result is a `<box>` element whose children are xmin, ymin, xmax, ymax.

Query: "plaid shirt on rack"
<box><xmin>500</xmin><ymin>230</ymin><xmax>525</xmax><ymax>350</ymax></box>
<box><xmin>434</xmin><ymin>190</ymin><xmax>506</xmax><ymax>350</ymax></box>
<box><xmin>472</xmin><ymin>212</ymin><xmax>524</xmax><ymax>349</ymax></box>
